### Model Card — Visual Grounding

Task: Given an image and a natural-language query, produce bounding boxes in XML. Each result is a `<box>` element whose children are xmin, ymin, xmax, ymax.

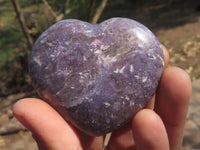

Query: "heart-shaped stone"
<box><xmin>29</xmin><ymin>18</ymin><xmax>164</xmax><ymax>136</ymax></box>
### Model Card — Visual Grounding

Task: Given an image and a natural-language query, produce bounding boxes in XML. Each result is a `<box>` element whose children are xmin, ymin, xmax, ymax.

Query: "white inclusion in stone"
<box><xmin>125</xmin><ymin>95</ymin><xmax>130</xmax><ymax>101</ymax></box>
<box><xmin>94</xmin><ymin>49</ymin><xmax>102</xmax><ymax>55</ymax></box>
<box><xmin>113</xmin><ymin>66</ymin><xmax>125</xmax><ymax>74</ymax></box>
<box><xmin>59</xmin><ymin>45</ymin><xmax>66</xmax><ymax>50</ymax></box>
<box><xmin>50</xmin><ymin>54</ymin><xmax>55</xmax><ymax>58</ymax></box>
<box><xmin>40</xmin><ymin>40</ymin><xmax>45</xmax><ymax>44</ymax></box>
<box><xmin>102</xmin><ymin>55</ymin><xmax>117</xmax><ymax>65</ymax></box>
<box><xmin>104</xmin><ymin>102</ymin><xmax>111</xmax><ymax>107</ymax></box>
<box><xmin>83</xmin><ymin>56</ymin><xmax>87</xmax><ymax>61</ymax></box>
<box><xmin>33</xmin><ymin>57</ymin><xmax>42</xmax><ymax>66</ymax></box>
<box><xmin>100</xmin><ymin>45</ymin><xmax>110</xmax><ymax>50</ymax></box>
<box><xmin>142</xmin><ymin>76</ymin><xmax>147</xmax><ymax>83</ymax></box>
<box><xmin>148</xmin><ymin>53</ymin><xmax>156</xmax><ymax>60</ymax></box>
<box><xmin>134</xmin><ymin>75</ymin><xmax>140</xmax><ymax>79</ymax></box>
<box><xmin>46</xmin><ymin>42</ymin><xmax>53</xmax><ymax>47</ymax></box>
<box><xmin>95</xmin><ymin>50</ymin><xmax>117</xmax><ymax>67</ymax></box>
<box><xmin>130</xmin><ymin>64</ymin><xmax>134</xmax><ymax>73</ymax></box>
<box><xmin>139</xmin><ymin>104</ymin><xmax>143</xmax><ymax>109</ymax></box>
<box><xmin>110</xmin><ymin>114</ymin><xmax>115</xmax><ymax>119</ymax></box>
<box><xmin>113</xmin><ymin>68</ymin><xmax>120</xmax><ymax>73</ymax></box>
<box><xmin>127</xmin><ymin>34</ymin><xmax>134</xmax><ymax>41</ymax></box>
<box><xmin>85</xmin><ymin>30</ymin><xmax>96</xmax><ymax>37</ymax></box>
<box><xmin>79</xmin><ymin>78</ymin><xmax>84</xmax><ymax>83</ymax></box>
<box><xmin>156</xmin><ymin>53</ymin><xmax>165</xmax><ymax>67</ymax></box>
<box><xmin>72</xmin><ymin>27</ymin><xmax>76</xmax><ymax>33</ymax></box>
<box><xmin>85</xmin><ymin>30</ymin><xmax>92</xmax><ymax>34</ymax></box>
<box><xmin>91</xmin><ymin>39</ymin><xmax>102</xmax><ymax>46</ymax></box>
<box><xmin>130</xmin><ymin>101</ymin><xmax>135</xmax><ymax>107</ymax></box>
<box><xmin>65</xmin><ymin>41</ymin><xmax>69</xmax><ymax>45</ymax></box>
<box><xmin>85</xmin><ymin>96</ymin><xmax>93</xmax><ymax>102</ymax></box>
<box><xmin>89</xmin><ymin>48</ymin><xmax>94</xmax><ymax>52</ymax></box>
<box><xmin>88</xmin><ymin>98</ymin><xmax>93</xmax><ymax>102</ymax></box>
<box><xmin>92</xmin><ymin>43</ymin><xmax>117</xmax><ymax>67</ymax></box>
<box><xmin>71</xmin><ymin>86</ymin><xmax>75</xmax><ymax>89</ymax></box>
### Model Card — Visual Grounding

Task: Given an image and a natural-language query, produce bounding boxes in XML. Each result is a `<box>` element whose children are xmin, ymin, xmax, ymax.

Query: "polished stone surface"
<box><xmin>29</xmin><ymin>18</ymin><xmax>164</xmax><ymax>136</ymax></box>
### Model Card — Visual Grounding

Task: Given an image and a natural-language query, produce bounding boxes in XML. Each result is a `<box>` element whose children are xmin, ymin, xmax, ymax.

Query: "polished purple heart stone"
<box><xmin>29</xmin><ymin>18</ymin><xmax>164</xmax><ymax>136</ymax></box>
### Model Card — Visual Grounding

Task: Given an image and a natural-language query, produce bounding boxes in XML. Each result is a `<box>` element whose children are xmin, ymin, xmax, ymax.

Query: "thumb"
<box><xmin>13</xmin><ymin>98</ymin><xmax>83</xmax><ymax>150</ymax></box>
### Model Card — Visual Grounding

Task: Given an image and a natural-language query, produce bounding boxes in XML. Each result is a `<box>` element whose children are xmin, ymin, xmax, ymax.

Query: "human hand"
<box><xmin>13</xmin><ymin>46</ymin><xmax>191</xmax><ymax>150</ymax></box>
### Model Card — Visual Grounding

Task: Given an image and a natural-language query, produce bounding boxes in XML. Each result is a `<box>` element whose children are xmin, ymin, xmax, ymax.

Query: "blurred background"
<box><xmin>0</xmin><ymin>0</ymin><xmax>200</xmax><ymax>149</ymax></box>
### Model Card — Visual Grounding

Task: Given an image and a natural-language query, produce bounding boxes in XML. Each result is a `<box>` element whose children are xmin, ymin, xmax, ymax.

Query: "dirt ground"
<box><xmin>0</xmin><ymin>0</ymin><xmax>200</xmax><ymax>149</ymax></box>
<box><xmin>157</xmin><ymin>18</ymin><xmax>200</xmax><ymax>80</ymax></box>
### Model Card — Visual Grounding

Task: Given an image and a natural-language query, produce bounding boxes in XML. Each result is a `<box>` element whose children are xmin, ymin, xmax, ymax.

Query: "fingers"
<box><xmin>13</xmin><ymin>98</ymin><xmax>83</xmax><ymax>150</ymax></box>
<box><xmin>79</xmin><ymin>131</ymin><xmax>104</xmax><ymax>150</ymax></box>
<box><xmin>132</xmin><ymin>109</ymin><xmax>169</xmax><ymax>150</ymax></box>
<box><xmin>162</xmin><ymin>45</ymin><xmax>169</xmax><ymax>69</ymax></box>
<box><xmin>155</xmin><ymin>67</ymin><xmax>192</xmax><ymax>150</ymax></box>
<box><xmin>107</xmin><ymin>45</ymin><xmax>170</xmax><ymax>150</ymax></box>
<box><xmin>106</xmin><ymin>122</ymin><xmax>135</xmax><ymax>150</ymax></box>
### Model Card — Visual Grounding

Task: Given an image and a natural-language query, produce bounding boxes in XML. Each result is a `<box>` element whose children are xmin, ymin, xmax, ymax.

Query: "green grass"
<box><xmin>0</xmin><ymin>24</ymin><xmax>23</xmax><ymax>67</ymax></box>
<box><xmin>0</xmin><ymin>0</ymin><xmax>28</xmax><ymax>69</ymax></box>
<box><xmin>0</xmin><ymin>0</ymin><xmax>15</xmax><ymax>68</ymax></box>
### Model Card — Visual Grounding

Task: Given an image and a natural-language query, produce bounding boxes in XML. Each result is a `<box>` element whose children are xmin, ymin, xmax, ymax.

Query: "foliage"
<box><xmin>0</xmin><ymin>0</ymin><xmax>109</xmax><ymax>96</ymax></box>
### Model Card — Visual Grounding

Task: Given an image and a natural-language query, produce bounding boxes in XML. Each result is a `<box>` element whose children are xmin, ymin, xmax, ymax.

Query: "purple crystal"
<box><xmin>29</xmin><ymin>18</ymin><xmax>164</xmax><ymax>136</ymax></box>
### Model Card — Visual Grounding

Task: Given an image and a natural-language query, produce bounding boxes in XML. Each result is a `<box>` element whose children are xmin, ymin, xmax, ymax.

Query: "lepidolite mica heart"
<box><xmin>29</xmin><ymin>18</ymin><xmax>164</xmax><ymax>136</ymax></box>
